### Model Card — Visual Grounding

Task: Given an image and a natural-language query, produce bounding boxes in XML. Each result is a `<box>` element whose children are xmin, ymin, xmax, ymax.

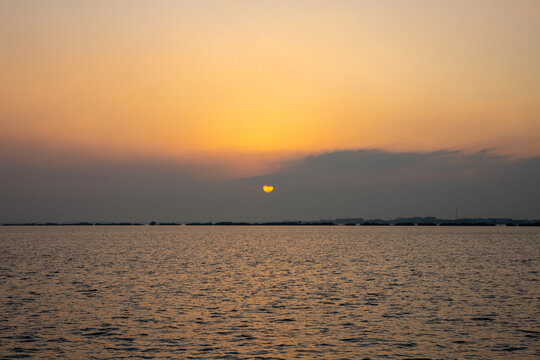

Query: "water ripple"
<box><xmin>0</xmin><ymin>226</ymin><xmax>538</xmax><ymax>359</ymax></box>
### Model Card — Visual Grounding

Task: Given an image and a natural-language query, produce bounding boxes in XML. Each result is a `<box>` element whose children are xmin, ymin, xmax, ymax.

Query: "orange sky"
<box><xmin>1</xmin><ymin>1</ymin><xmax>539</xmax><ymax>171</ymax></box>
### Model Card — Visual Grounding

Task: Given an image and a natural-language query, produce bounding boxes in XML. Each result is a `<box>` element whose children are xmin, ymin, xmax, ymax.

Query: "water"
<box><xmin>0</xmin><ymin>226</ymin><xmax>538</xmax><ymax>359</ymax></box>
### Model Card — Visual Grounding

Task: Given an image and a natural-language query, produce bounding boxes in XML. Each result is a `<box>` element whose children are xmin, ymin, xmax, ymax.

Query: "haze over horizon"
<box><xmin>1</xmin><ymin>1</ymin><xmax>539</xmax><ymax>222</ymax></box>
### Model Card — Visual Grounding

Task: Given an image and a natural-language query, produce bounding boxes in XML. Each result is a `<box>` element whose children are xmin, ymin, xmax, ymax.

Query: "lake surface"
<box><xmin>0</xmin><ymin>226</ymin><xmax>538</xmax><ymax>359</ymax></box>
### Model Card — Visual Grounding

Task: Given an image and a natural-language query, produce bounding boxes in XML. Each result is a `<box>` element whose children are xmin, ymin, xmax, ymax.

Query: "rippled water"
<box><xmin>0</xmin><ymin>226</ymin><xmax>538</xmax><ymax>359</ymax></box>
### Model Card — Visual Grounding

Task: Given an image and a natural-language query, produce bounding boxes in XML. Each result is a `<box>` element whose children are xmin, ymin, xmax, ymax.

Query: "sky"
<box><xmin>1</xmin><ymin>1</ymin><xmax>539</xmax><ymax>222</ymax></box>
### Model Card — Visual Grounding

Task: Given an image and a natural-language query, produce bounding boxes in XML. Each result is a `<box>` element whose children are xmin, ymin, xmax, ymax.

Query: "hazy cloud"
<box><xmin>0</xmin><ymin>149</ymin><xmax>538</xmax><ymax>222</ymax></box>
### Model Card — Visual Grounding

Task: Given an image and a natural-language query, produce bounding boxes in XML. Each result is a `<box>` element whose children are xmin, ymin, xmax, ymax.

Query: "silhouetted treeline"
<box><xmin>1</xmin><ymin>222</ymin><xmax>144</xmax><ymax>226</ymax></box>
<box><xmin>439</xmin><ymin>222</ymin><xmax>495</xmax><ymax>226</ymax></box>
<box><xmin>94</xmin><ymin>222</ymin><xmax>143</xmax><ymax>226</ymax></box>
<box><xmin>214</xmin><ymin>222</ymin><xmax>251</xmax><ymax>226</ymax></box>
<box><xmin>187</xmin><ymin>221</ymin><xmax>335</xmax><ymax>226</ymax></box>
<box><xmin>2</xmin><ymin>218</ymin><xmax>540</xmax><ymax>226</ymax></box>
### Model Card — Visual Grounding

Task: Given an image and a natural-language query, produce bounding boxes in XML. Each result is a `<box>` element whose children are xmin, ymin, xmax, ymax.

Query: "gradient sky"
<box><xmin>1</xmin><ymin>1</ymin><xmax>539</xmax><ymax>221</ymax></box>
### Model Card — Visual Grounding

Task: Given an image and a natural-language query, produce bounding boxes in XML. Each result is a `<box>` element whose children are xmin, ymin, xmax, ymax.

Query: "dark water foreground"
<box><xmin>0</xmin><ymin>226</ymin><xmax>538</xmax><ymax>359</ymax></box>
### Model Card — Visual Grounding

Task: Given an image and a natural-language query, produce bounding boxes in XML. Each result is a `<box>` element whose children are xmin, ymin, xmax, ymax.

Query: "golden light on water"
<box><xmin>263</xmin><ymin>185</ymin><xmax>274</xmax><ymax>193</ymax></box>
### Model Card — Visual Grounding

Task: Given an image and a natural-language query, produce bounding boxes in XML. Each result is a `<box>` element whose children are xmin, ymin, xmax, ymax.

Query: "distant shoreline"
<box><xmin>2</xmin><ymin>218</ymin><xmax>539</xmax><ymax>227</ymax></box>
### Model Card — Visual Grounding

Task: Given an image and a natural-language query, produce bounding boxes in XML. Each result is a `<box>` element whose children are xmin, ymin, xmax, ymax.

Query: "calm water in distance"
<box><xmin>0</xmin><ymin>226</ymin><xmax>538</xmax><ymax>359</ymax></box>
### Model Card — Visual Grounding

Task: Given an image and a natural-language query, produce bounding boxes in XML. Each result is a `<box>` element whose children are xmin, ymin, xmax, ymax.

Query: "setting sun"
<box><xmin>263</xmin><ymin>185</ymin><xmax>274</xmax><ymax>193</ymax></box>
